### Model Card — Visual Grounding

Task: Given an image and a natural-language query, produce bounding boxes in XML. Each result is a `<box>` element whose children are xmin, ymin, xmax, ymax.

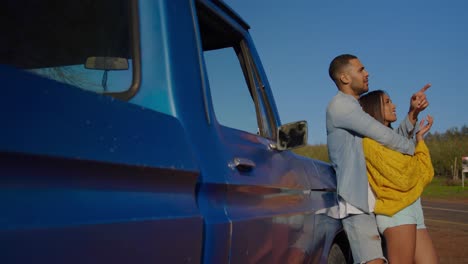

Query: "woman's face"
<box><xmin>382</xmin><ymin>93</ymin><xmax>397</xmax><ymax>126</ymax></box>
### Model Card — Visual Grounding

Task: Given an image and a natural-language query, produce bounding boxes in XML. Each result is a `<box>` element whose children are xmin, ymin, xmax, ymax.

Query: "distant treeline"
<box><xmin>294</xmin><ymin>125</ymin><xmax>468</xmax><ymax>177</ymax></box>
<box><xmin>425</xmin><ymin>125</ymin><xmax>468</xmax><ymax>177</ymax></box>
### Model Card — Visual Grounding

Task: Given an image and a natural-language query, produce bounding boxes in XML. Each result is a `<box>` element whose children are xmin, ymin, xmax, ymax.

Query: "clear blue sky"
<box><xmin>224</xmin><ymin>0</ymin><xmax>468</xmax><ymax>144</ymax></box>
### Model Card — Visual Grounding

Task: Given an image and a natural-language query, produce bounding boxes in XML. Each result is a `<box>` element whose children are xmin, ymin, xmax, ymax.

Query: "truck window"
<box><xmin>1</xmin><ymin>0</ymin><xmax>138</xmax><ymax>98</ymax></box>
<box><xmin>198</xmin><ymin>4</ymin><xmax>276</xmax><ymax>139</ymax></box>
<box><xmin>204</xmin><ymin>47</ymin><xmax>258</xmax><ymax>134</ymax></box>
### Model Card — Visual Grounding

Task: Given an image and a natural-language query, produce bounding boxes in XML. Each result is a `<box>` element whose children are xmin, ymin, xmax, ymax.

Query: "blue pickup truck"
<box><xmin>1</xmin><ymin>0</ymin><xmax>351</xmax><ymax>263</ymax></box>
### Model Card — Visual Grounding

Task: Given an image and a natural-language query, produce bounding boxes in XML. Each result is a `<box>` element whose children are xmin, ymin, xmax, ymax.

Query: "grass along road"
<box><xmin>422</xmin><ymin>177</ymin><xmax>468</xmax><ymax>201</ymax></box>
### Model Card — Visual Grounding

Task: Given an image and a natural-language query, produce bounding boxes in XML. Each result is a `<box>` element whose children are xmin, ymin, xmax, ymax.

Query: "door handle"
<box><xmin>230</xmin><ymin>157</ymin><xmax>256</xmax><ymax>172</ymax></box>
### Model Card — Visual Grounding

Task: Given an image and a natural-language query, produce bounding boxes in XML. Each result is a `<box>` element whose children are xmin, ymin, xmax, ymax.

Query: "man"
<box><xmin>326</xmin><ymin>54</ymin><xmax>429</xmax><ymax>263</ymax></box>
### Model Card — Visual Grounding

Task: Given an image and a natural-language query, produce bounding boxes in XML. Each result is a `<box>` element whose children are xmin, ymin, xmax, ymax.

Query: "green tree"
<box><xmin>426</xmin><ymin>125</ymin><xmax>468</xmax><ymax>178</ymax></box>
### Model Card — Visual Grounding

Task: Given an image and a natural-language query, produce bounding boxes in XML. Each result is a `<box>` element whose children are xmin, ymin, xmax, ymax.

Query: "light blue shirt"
<box><xmin>326</xmin><ymin>91</ymin><xmax>416</xmax><ymax>212</ymax></box>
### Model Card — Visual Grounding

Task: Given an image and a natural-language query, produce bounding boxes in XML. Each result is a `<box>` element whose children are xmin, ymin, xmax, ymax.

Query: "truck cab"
<box><xmin>1</xmin><ymin>0</ymin><xmax>350</xmax><ymax>263</ymax></box>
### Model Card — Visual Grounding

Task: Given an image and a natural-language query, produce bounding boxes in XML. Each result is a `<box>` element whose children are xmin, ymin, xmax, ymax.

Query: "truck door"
<box><xmin>196</xmin><ymin>1</ymin><xmax>339</xmax><ymax>263</ymax></box>
<box><xmin>0</xmin><ymin>0</ymin><xmax>203</xmax><ymax>263</ymax></box>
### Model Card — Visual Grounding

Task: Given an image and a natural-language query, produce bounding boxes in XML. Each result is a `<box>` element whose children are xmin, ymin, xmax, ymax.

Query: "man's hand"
<box><xmin>408</xmin><ymin>83</ymin><xmax>431</xmax><ymax>123</ymax></box>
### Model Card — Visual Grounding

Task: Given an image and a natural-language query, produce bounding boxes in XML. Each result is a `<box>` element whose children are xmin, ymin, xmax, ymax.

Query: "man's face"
<box><xmin>345</xmin><ymin>58</ymin><xmax>369</xmax><ymax>96</ymax></box>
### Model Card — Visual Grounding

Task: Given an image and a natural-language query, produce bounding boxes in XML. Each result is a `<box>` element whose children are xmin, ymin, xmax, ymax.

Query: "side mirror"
<box><xmin>276</xmin><ymin>120</ymin><xmax>308</xmax><ymax>151</ymax></box>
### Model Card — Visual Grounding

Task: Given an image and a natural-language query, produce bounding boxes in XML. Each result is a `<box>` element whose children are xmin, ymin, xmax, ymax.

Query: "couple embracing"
<box><xmin>325</xmin><ymin>54</ymin><xmax>438</xmax><ymax>264</ymax></box>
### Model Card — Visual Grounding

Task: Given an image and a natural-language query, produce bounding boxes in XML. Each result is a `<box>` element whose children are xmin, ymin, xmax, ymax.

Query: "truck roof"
<box><xmin>208</xmin><ymin>0</ymin><xmax>250</xmax><ymax>30</ymax></box>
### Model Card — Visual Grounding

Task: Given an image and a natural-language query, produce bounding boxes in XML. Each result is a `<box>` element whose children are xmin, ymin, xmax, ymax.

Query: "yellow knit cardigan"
<box><xmin>362</xmin><ymin>138</ymin><xmax>434</xmax><ymax>216</ymax></box>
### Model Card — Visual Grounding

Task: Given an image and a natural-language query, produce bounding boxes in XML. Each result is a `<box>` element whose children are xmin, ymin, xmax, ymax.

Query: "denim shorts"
<box><xmin>342</xmin><ymin>213</ymin><xmax>386</xmax><ymax>263</ymax></box>
<box><xmin>376</xmin><ymin>198</ymin><xmax>426</xmax><ymax>234</ymax></box>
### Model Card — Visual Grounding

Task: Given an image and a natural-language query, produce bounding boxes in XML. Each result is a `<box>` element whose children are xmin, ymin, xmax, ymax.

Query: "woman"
<box><xmin>359</xmin><ymin>90</ymin><xmax>438</xmax><ymax>264</ymax></box>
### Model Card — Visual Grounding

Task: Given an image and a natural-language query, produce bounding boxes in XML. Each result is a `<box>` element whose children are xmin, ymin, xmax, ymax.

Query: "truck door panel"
<box><xmin>197</xmin><ymin>2</ymin><xmax>339</xmax><ymax>262</ymax></box>
<box><xmin>0</xmin><ymin>67</ymin><xmax>203</xmax><ymax>263</ymax></box>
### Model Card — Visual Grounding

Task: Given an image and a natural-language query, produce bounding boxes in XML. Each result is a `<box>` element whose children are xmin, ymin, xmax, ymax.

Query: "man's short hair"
<box><xmin>328</xmin><ymin>54</ymin><xmax>358</xmax><ymax>82</ymax></box>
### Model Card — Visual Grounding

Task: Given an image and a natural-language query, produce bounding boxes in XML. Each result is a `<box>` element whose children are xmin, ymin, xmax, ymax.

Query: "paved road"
<box><xmin>421</xmin><ymin>199</ymin><xmax>468</xmax><ymax>264</ymax></box>
<box><xmin>423</xmin><ymin>200</ymin><xmax>468</xmax><ymax>227</ymax></box>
